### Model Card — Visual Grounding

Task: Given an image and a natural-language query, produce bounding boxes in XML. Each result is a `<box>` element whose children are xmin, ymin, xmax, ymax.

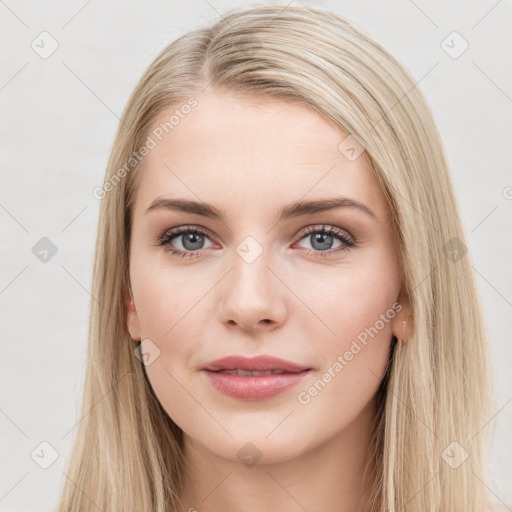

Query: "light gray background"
<box><xmin>1</xmin><ymin>0</ymin><xmax>511</xmax><ymax>510</ymax></box>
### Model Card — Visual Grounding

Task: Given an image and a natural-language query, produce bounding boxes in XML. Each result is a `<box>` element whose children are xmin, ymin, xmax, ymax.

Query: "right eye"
<box><xmin>156</xmin><ymin>226</ymin><xmax>215</xmax><ymax>258</ymax></box>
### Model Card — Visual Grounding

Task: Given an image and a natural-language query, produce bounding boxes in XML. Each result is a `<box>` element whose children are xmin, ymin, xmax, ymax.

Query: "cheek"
<box><xmin>129</xmin><ymin>253</ymin><xmax>214</xmax><ymax>415</ymax></box>
<box><xmin>293</xmin><ymin>251</ymin><xmax>400</xmax><ymax>346</ymax></box>
<box><xmin>292</xmin><ymin>252</ymin><xmax>399</xmax><ymax>408</ymax></box>
<box><xmin>130</xmin><ymin>246</ymin><xmax>206</xmax><ymax>340</ymax></box>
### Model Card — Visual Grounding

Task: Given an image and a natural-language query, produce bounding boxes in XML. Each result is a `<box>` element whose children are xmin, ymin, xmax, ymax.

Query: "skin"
<box><xmin>126</xmin><ymin>87</ymin><xmax>413</xmax><ymax>512</ymax></box>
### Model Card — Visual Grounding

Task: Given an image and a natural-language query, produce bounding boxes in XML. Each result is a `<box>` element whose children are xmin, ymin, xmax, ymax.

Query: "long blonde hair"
<box><xmin>57</xmin><ymin>5</ymin><xmax>499</xmax><ymax>511</ymax></box>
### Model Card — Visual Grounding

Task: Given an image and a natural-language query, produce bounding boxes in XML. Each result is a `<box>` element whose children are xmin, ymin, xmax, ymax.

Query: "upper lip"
<box><xmin>202</xmin><ymin>355</ymin><xmax>311</xmax><ymax>373</ymax></box>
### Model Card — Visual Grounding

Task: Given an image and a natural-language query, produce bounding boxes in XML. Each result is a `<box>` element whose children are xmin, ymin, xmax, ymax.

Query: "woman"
<box><xmin>57</xmin><ymin>5</ymin><xmax>502</xmax><ymax>511</ymax></box>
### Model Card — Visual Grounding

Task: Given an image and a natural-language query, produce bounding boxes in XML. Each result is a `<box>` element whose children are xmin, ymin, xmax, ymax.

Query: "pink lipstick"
<box><xmin>201</xmin><ymin>355</ymin><xmax>312</xmax><ymax>400</ymax></box>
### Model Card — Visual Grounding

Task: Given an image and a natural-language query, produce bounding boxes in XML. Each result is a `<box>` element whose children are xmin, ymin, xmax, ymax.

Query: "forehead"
<box><xmin>133</xmin><ymin>90</ymin><xmax>390</xmax><ymax>223</ymax></box>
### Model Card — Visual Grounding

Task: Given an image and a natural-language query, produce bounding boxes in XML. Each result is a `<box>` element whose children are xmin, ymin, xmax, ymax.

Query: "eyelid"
<box><xmin>295</xmin><ymin>224</ymin><xmax>356</xmax><ymax>245</ymax></box>
<box><xmin>156</xmin><ymin>225</ymin><xmax>216</xmax><ymax>246</ymax></box>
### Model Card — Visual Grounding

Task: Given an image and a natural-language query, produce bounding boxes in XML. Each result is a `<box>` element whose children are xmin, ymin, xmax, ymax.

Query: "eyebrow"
<box><xmin>145</xmin><ymin>196</ymin><xmax>376</xmax><ymax>221</ymax></box>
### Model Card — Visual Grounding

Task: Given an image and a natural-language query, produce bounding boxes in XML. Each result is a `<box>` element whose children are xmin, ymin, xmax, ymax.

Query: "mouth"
<box><xmin>201</xmin><ymin>355</ymin><xmax>312</xmax><ymax>400</ymax></box>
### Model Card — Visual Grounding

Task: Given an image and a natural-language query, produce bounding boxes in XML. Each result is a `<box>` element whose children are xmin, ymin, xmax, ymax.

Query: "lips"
<box><xmin>202</xmin><ymin>355</ymin><xmax>311</xmax><ymax>373</ymax></box>
<box><xmin>201</xmin><ymin>355</ymin><xmax>312</xmax><ymax>400</ymax></box>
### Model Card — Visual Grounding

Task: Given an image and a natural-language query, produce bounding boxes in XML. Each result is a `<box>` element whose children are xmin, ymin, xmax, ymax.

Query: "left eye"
<box><xmin>294</xmin><ymin>226</ymin><xmax>354</xmax><ymax>254</ymax></box>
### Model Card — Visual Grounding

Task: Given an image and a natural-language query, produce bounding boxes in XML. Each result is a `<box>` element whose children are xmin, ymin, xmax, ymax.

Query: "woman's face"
<box><xmin>127</xmin><ymin>89</ymin><xmax>409</xmax><ymax>463</ymax></box>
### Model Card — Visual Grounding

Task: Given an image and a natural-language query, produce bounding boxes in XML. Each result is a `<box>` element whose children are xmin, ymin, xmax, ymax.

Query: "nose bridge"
<box><xmin>217</xmin><ymin>234</ymin><xmax>286</xmax><ymax>330</ymax></box>
<box><xmin>231</xmin><ymin>235</ymin><xmax>273</xmax><ymax>300</ymax></box>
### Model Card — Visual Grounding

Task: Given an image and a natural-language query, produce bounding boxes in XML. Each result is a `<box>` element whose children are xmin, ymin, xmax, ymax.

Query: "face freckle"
<box><xmin>125</xmin><ymin>88</ymin><xmax>408</xmax><ymax>468</ymax></box>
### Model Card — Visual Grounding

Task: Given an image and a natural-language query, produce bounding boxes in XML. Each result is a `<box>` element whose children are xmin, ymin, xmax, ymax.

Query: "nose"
<box><xmin>217</xmin><ymin>248</ymin><xmax>287</xmax><ymax>332</ymax></box>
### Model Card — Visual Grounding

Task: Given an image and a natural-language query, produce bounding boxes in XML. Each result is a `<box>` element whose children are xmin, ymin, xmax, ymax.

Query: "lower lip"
<box><xmin>202</xmin><ymin>370</ymin><xmax>311</xmax><ymax>400</ymax></box>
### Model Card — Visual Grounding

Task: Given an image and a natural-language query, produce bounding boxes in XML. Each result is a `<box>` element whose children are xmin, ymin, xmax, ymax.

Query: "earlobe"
<box><xmin>392</xmin><ymin>288</ymin><xmax>414</xmax><ymax>342</ymax></box>
<box><xmin>392</xmin><ymin>311</ymin><xmax>414</xmax><ymax>343</ymax></box>
<box><xmin>127</xmin><ymin>292</ymin><xmax>136</xmax><ymax>312</ymax></box>
<box><xmin>398</xmin><ymin>319</ymin><xmax>413</xmax><ymax>341</ymax></box>
<box><xmin>126</xmin><ymin>287</ymin><xmax>141</xmax><ymax>341</ymax></box>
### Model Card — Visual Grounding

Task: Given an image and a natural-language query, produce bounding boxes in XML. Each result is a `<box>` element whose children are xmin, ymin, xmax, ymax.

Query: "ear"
<box><xmin>126</xmin><ymin>285</ymin><xmax>141</xmax><ymax>341</ymax></box>
<box><xmin>391</xmin><ymin>286</ymin><xmax>414</xmax><ymax>342</ymax></box>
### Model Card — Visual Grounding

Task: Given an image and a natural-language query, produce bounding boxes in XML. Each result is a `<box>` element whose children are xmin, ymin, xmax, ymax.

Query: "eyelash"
<box><xmin>155</xmin><ymin>224</ymin><xmax>356</xmax><ymax>259</ymax></box>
